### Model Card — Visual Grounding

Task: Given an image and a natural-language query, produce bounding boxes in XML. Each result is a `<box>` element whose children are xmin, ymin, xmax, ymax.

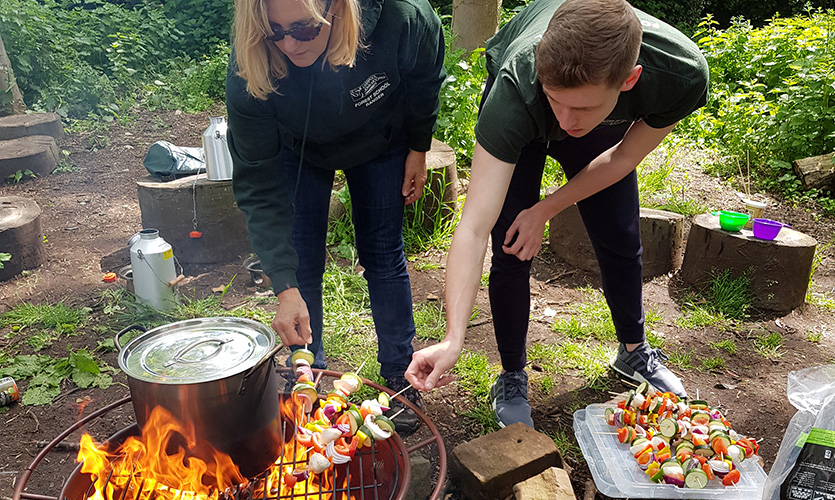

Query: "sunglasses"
<box><xmin>266</xmin><ymin>0</ymin><xmax>332</xmax><ymax>42</ymax></box>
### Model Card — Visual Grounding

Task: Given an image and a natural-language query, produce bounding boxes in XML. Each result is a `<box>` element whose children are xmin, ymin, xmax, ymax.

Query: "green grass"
<box><xmin>452</xmin><ymin>350</ymin><xmax>500</xmax><ymax>433</ymax></box>
<box><xmin>710</xmin><ymin>339</ymin><xmax>738</xmax><ymax>355</ymax></box>
<box><xmin>527</xmin><ymin>341</ymin><xmax>615</xmax><ymax>389</ymax></box>
<box><xmin>667</xmin><ymin>348</ymin><xmax>697</xmax><ymax>370</ymax></box>
<box><xmin>806</xmin><ymin>332</ymin><xmax>823</xmax><ymax>343</ymax></box>
<box><xmin>1</xmin><ymin>302</ymin><xmax>89</xmax><ymax>332</ymax></box>
<box><xmin>552</xmin><ymin>287</ymin><xmax>662</xmax><ymax>343</ymax></box>
<box><xmin>754</xmin><ymin>332</ymin><xmax>784</xmax><ymax>359</ymax></box>
<box><xmin>413</xmin><ymin>301</ymin><xmax>446</xmax><ymax>341</ymax></box>
<box><xmin>547</xmin><ymin>428</ymin><xmax>583</xmax><ymax>464</ymax></box>
<box><xmin>676</xmin><ymin>269</ymin><xmax>754</xmax><ymax>328</ymax></box>
<box><xmin>701</xmin><ymin>356</ymin><xmax>726</xmax><ymax>371</ymax></box>
<box><xmin>807</xmin><ymin>242</ymin><xmax>835</xmax><ymax>310</ymax></box>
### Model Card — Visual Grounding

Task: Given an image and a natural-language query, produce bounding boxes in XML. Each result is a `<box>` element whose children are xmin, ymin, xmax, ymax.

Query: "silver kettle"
<box><xmin>202</xmin><ymin>116</ymin><xmax>234</xmax><ymax>181</ymax></box>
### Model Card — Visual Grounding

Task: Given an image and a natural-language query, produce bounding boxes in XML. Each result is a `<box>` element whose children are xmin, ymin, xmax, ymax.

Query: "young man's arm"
<box><xmin>501</xmin><ymin>120</ymin><xmax>676</xmax><ymax>260</ymax></box>
<box><xmin>405</xmin><ymin>141</ymin><xmax>516</xmax><ymax>390</ymax></box>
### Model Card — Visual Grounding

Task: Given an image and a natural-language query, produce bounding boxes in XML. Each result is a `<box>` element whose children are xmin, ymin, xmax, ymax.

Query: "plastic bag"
<box><xmin>762</xmin><ymin>364</ymin><xmax>835</xmax><ymax>500</ymax></box>
<box><xmin>143</xmin><ymin>141</ymin><xmax>206</xmax><ymax>181</ymax></box>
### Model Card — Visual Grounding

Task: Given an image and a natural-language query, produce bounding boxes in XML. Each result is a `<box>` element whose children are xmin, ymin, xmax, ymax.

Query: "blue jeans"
<box><xmin>282</xmin><ymin>133</ymin><xmax>416</xmax><ymax>380</ymax></box>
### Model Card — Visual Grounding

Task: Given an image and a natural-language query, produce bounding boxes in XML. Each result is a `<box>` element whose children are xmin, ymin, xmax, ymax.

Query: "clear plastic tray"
<box><xmin>574</xmin><ymin>404</ymin><xmax>767</xmax><ymax>499</ymax></box>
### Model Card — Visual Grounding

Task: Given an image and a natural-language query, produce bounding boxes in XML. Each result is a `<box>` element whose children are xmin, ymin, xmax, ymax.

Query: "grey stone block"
<box><xmin>449</xmin><ymin>424</ymin><xmax>562</xmax><ymax>500</ymax></box>
<box><xmin>512</xmin><ymin>467</ymin><xmax>575</xmax><ymax>500</ymax></box>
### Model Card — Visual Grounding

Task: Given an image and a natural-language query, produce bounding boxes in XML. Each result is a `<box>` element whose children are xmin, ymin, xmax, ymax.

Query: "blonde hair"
<box><xmin>233</xmin><ymin>0</ymin><xmax>363</xmax><ymax>99</ymax></box>
<box><xmin>536</xmin><ymin>0</ymin><xmax>642</xmax><ymax>89</ymax></box>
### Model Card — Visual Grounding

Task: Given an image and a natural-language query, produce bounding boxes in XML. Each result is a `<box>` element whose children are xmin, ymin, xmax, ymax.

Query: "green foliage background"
<box><xmin>2</xmin><ymin>0</ymin><xmax>835</xmax><ymax>211</ymax></box>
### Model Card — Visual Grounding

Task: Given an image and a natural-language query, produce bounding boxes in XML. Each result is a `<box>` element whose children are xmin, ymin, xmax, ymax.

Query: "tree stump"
<box><xmin>679</xmin><ymin>213</ymin><xmax>817</xmax><ymax>314</ymax></box>
<box><xmin>548</xmin><ymin>193</ymin><xmax>685</xmax><ymax>279</ymax></box>
<box><xmin>0</xmin><ymin>196</ymin><xmax>47</xmax><ymax>281</ymax></box>
<box><xmin>136</xmin><ymin>174</ymin><xmax>251</xmax><ymax>264</ymax></box>
<box><xmin>0</xmin><ymin>113</ymin><xmax>63</xmax><ymax>142</ymax></box>
<box><xmin>792</xmin><ymin>152</ymin><xmax>835</xmax><ymax>191</ymax></box>
<box><xmin>0</xmin><ymin>135</ymin><xmax>59</xmax><ymax>180</ymax></box>
<box><xmin>407</xmin><ymin>138</ymin><xmax>459</xmax><ymax>233</ymax></box>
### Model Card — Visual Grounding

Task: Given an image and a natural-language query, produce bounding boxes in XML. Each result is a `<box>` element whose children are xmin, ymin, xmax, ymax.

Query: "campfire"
<box><xmin>46</xmin><ymin>370</ymin><xmax>430</xmax><ymax>500</ymax></box>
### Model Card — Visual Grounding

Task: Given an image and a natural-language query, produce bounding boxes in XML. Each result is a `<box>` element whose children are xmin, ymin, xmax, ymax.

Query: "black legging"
<box><xmin>481</xmin><ymin>79</ymin><xmax>646</xmax><ymax>372</ymax></box>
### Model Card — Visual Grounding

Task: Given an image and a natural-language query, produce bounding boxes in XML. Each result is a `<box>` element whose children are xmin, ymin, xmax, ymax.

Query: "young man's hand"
<box><xmin>402</xmin><ymin>149</ymin><xmax>428</xmax><ymax>205</ymax></box>
<box><xmin>502</xmin><ymin>204</ymin><xmax>550</xmax><ymax>261</ymax></box>
<box><xmin>272</xmin><ymin>287</ymin><xmax>313</xmax><ymax>347</ymax></box>
<box><xmin>405</xmin><ymin>340</ymin><xmax>461</xmax><ymax>391</ymax></box>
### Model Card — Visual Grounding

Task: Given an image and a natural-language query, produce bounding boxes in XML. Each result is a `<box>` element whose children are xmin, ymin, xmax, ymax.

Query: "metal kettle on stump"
<box><xmin>202</xmin><ymin>116</ymin><xmax>234</xmax><ymax>181</ymax></box>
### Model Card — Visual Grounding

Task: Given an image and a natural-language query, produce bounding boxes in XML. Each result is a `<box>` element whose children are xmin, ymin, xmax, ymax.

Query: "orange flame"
<box><xmin>76</xmin><ymin>396</ymin><xmax>349</xmax><ymax>500</ymax></box>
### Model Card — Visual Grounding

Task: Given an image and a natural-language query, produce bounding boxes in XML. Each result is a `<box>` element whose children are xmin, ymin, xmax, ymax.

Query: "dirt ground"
<box><xmin>1</xmin><ymin>107</ymin><xmax>834</xmax><ymax>500</ymax></box>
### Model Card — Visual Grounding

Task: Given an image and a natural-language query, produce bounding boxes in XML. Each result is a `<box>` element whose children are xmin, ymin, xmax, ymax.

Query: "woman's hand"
<box><xmin>402</xmin><ymin>150</ymin><xmax>428</xmax><ymax>205</ymax></box>
<box><xmin>272</xmin><ymin>288</ymin><xmax>313</xmax><ymax>347</ymax></box>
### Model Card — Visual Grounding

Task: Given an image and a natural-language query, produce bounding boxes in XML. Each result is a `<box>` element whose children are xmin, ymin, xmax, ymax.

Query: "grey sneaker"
<box><xmin>490</xmin><ymin>370</ymin><xmax>534</xmax><ymax>428</ymax></box>
<box><xmin>610</xmin><ymin>342</ymin><xmax>687</xmax><ymax>398</ymax></box>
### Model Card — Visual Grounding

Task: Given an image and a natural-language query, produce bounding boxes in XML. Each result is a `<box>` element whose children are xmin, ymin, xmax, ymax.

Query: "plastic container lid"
<box><xmin>118</xmin><ymin>317</ymin><xmax>275</xmax><ymax>384</ymax></box>
<box><xmin>574</xmin><ymin>404</ymin><xmax>766</xmax><ymax>498</ymax></box>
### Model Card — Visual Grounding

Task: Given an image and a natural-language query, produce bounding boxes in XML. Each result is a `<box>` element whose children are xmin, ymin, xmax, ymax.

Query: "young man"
<box><xmin>405</xmin><ymin>0</ymin><xmax>708</xmax><ymax>427</ymax></box>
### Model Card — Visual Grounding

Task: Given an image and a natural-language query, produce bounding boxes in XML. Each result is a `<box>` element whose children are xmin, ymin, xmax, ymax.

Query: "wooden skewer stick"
<box><xmin>390</xmin><ymin>383</ymin><xmax>413</xmax><ymax>399</ymax></box>
<box><xmin>353</xmin><ymin>358</ymin><xmax>367</xmax><ymax>375</ymax></box>
<box><xmin>620</xmin><ymin>379</ymin><xmax>639</xmax><ymax>388</ymax></box>
<box><xmin>389</xmin><ymin>407</ymin><xmax>406</xmax><ymax>420</ymax></box>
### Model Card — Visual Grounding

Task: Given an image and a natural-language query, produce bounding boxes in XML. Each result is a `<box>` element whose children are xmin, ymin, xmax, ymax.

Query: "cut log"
<box><xmin>548</xmin><ymin>194</ymin><xmax>685</xmax><ymax>279</ymax></box>
<box><xmin>0</xmin><ymin>113</ymin><xmax>63</xmax><ymax>142</ymax></box>
<box><xmin>679</xmin><ymin>213</ymin><xmax>817</xmax><ymax>314</ymax></box>
<box><xmin>0</xmin><ymin>196</ymin><xmax>47</xmax><ymax>281</ymax></box>
<box><xmin>792</xmin><ymin>152</ymin><xmax>835</xmax><ymax>191</ymax></box>
<box><xmin>0</xmin><ymin>135</ymin><xmax>59</xmax><ymax>180</ymax></box>
<box><xmin>136</xmin><ymin>174</ymin><xmax>251</xmax><ymax>264</ymax></box>
<box><xmin>407</xmin><ymin>138</ymin><xmax>459</xmax><ymax>233</ymax></box>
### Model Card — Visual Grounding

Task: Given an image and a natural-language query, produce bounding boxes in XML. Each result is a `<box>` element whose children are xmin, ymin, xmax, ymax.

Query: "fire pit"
<box><xmin>13</xmin><ymin>369</ymin><xmax>446</xmax><ymax>500</ymax></box>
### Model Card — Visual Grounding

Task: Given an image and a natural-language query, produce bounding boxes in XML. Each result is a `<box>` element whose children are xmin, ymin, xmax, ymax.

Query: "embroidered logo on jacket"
<box><xmin>350</xmin><ymin>73</ymin><xmax>390</xmax><ymax>108</ymax></box>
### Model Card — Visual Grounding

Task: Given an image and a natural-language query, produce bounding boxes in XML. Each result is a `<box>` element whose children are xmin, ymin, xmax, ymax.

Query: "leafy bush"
<box><xmin>435</xmin><ymin>23</ymin><xmax>487</xmax><ymax>168</ymax></box>
<box><xmin>680</xmin><ymin>12</ymin><xmax>835</xmax><ymax>213</ymax></box>
<box><xmin>0</xmin><ymin>0</ymin><xmax>181</xmax><ymax>118</ymax></box>
<box><xmin>144</xmin><ymin>43</ymin><xmax>231</xmax><ymax>112</ymax></box>
<box><xmin>161</xmin><ymin>0</ymin><xmax>234</xmax><ymax>57</ymax></box>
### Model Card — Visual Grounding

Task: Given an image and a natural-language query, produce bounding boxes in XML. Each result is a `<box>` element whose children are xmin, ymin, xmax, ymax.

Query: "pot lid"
<box><xmin>118</xmin><ymin>317</ymin><xmax>276</xmax><ymax>384</ymax></box>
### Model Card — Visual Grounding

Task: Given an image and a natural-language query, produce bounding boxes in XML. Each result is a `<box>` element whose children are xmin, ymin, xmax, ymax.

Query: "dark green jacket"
<box><xmin>227</xmin><ymin>0</ymin><xmax>445</xmax><ymax>292</ymax></box>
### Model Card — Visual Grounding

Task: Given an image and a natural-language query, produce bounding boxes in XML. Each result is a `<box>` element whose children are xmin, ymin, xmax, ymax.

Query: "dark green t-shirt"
<box><xmin>475</xmin><ymin>0</ymin><xmax>709</xmax><ymax>164</ymax></box>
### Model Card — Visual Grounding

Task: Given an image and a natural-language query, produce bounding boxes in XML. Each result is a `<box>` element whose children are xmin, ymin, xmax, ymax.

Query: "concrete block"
<box><xmin>449</xmin><ymin>423</ymin><xmax>562</xmax><ymax>500</ymax></box>
<box><xmin>512</xmin><ymin>467</ymin><xmax>574</xmax><ymax>500</ymax></box>
<box><xmin>547</xmin><ymin>189</ymin><xmax>685</xmax><ymax>278</ymax></box>
<box><xmin>406</xmin><ymin>454</ymin><xmax>433</xmax><ymax>500</ymax></box>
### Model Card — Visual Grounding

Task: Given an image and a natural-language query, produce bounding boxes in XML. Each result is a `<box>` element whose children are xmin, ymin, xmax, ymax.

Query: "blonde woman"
<box><xmin>227</xmin><ymin>0</ymin><xmax>445</xmax><ymax>436</ymax></box>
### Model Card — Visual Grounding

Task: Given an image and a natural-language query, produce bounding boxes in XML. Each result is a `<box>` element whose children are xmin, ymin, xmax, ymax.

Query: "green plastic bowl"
<box><xmin>716</xmin><ymin>210</ymin><xmax>750</xmax><ymax>232</ymax></box>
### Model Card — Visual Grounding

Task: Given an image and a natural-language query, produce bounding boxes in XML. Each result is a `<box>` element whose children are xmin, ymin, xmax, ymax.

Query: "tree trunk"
<box><xmin>0</xmin><ymin>34</ymin><xmax>26</xmax><ymax>117</ymax></box>
<box><xmin>451</xmin><ymin>0</ymin><xmax>501</xmax><ymax>53</ymax></box>
<box><xmin>792</xmin><ymin>152</ymin><xmax>835</xmax><ymax>191</ymax></box>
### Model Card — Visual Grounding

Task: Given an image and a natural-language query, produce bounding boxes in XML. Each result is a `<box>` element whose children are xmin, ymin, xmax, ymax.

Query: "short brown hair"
<box><xmin>233</xmin><ymin>0</ymin><xmax>363</xmax><ymax>100</ymax></box>
<box><xmin>536</xmin><ymin>0</ymin><xmax>642</xmax><ymax>89</ymax></box>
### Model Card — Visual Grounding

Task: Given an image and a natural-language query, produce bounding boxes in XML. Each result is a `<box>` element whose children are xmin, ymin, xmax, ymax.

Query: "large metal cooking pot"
<box><xmin>115</xmin><ymin>317</ymin><xmax>284</xmax><ymax>478</ymax></box>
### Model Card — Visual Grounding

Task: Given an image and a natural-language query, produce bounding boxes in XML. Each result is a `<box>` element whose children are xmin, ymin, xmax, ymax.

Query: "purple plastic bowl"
<box><xmin>752</xmin><ymin>218</ymin><xmax>785</xmax><ymax>240</ymax></box>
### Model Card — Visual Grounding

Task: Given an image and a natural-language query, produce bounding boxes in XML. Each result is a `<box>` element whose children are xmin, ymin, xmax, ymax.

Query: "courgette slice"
<box><xmin>685</xmin><ymin>468</ymin><xmax>709</xmax><ymax>489</ymax></box>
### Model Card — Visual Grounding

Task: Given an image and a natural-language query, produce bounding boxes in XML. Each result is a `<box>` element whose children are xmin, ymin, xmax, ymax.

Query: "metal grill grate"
<box><xmin>14</xmin><ymin>369</ymin><xmax>446</xmax><ymax>500</ymax></box>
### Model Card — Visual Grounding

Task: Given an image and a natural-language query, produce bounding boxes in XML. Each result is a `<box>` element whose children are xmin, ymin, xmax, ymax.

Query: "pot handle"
<box><xmin>114</xmin><ymin>324</ymin><xmax>147</xmax><ymax>351</ymax></box>
<box><xmin>239</xmin><ymin>343</ymin><xmax>284</xmax><ymax>395</ymax></box>
<box><xmin>163</xmin><ymin>338</ymin><xmax>232</xmax><ymax>367</ymax></box>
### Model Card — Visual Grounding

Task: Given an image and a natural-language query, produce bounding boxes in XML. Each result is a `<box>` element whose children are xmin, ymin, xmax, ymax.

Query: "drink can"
<box><xmin>0</xmin><ymin>377</ymin><xmax>20</xmax><ymax>407</ymax></box>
